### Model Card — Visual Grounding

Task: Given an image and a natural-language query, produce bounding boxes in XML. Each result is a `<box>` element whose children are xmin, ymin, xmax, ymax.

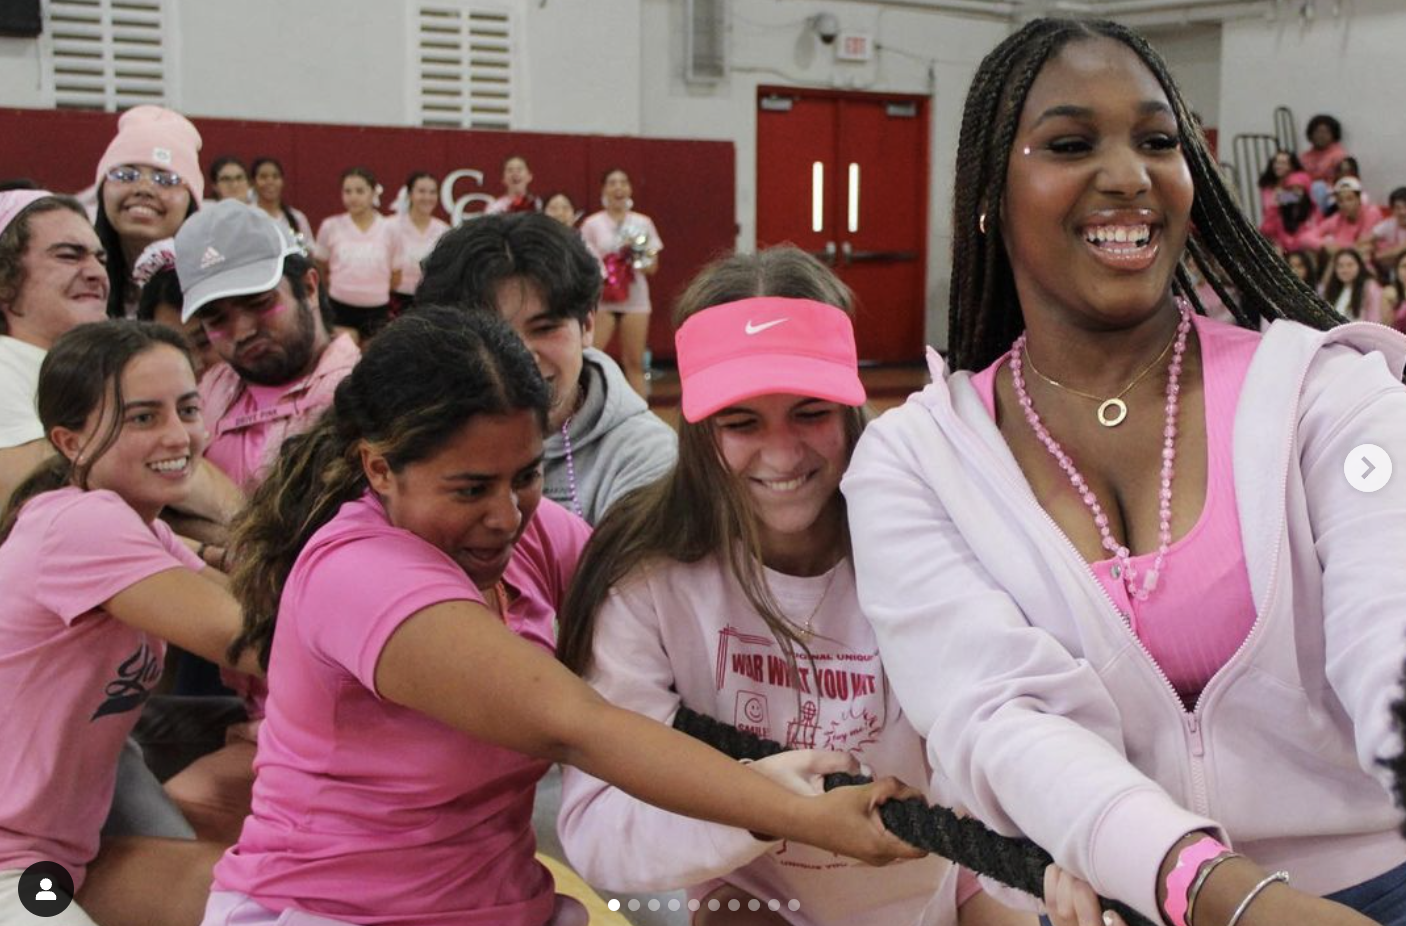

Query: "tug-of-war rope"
<box><xmin>672</xmin><ymin>704</ymin><xmax>1155</xmax><ymax>926</ymax></box>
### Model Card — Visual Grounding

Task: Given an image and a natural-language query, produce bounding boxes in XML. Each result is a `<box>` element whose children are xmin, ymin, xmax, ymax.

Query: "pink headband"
<box><xmin>0</xmin><ymin>190</ymin><xmax>53</xmax><ymax>238</ymax></box>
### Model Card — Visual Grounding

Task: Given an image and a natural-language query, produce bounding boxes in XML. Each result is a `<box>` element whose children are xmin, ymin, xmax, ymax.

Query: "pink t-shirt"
<box><xmin>580</xmin><ymin>211</ymin><xmax>663</xmax><ymax>314</ymax></box>
<box><xmin>314</xmin><ymin>213</ymin><xmax>402</xmax><ymax>307</ymax></box>
<box><xmin>1372</xmin><ymin>217</ymin><xmax>1406</xmax><ymax>263</ymax></box>
<box><xmin>969</xmin><ymin>313</ymin><xmax>1260</xmax><ymax>705</ymax></box>
<box><xmin>0</xmin><ymin>488</ymin><xmax>203</xmax><ymax>887</ymax></box>
<box><xmin>200</xmin><ymin>334</ymin><xmax>360</xmax><ymax>494</ymax></box>
<box><xmin>212</xmin><ymin>492</ymin><xmax>590</xmax><ymax>926</ymax></box>
<box><xmin>1299</xmin><ymin>142</ymin><xmax>1347</xmax><ymax>184</ymax></box>
<box><xmin>389</xmin><ymin>214</ymin><xmax>450</xmax><ymax>296</ymax></box>
<box><xmin>1316</xmin><ymin>203</ymin><xmax>1384</xmax><ymax>248</ymax></box>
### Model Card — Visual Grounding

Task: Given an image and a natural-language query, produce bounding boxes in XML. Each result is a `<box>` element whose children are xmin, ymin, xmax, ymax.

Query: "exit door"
<box><xmin>756</xmin><ymin>87</ymin><xmax>929</xmax><ymax>363</ymax></box>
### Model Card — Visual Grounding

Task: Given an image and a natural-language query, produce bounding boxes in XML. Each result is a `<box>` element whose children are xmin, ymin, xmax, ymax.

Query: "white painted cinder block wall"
<box><xmin>19</xmin><ymin>3</ymin><xmax>1397</xmax><ymax>347</ymax></box>
<box><xmin>1219</xmin><ymin>0</ymin><xmax>1404</xmax><ymax>206</ymax></box>
<box><xmin>0</xmin><ymin>0</ymin><xmax>1009</xmax><ymax>350</ymax></box>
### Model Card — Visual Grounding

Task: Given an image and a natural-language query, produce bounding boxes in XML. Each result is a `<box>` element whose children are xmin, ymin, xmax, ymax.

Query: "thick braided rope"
<box><xmin>672</xmin><ymin>704</ymin><xmax>1157</xmax><ymax>926</ymax></box>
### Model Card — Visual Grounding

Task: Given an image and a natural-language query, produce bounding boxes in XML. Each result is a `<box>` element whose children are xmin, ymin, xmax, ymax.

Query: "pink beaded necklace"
<box><xmin>1009</xmin><ymin>304</ymin><xmax>1192</xmax><ymax>600</ymax></box>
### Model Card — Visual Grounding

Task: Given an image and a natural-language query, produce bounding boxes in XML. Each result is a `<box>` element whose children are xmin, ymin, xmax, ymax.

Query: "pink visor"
<box><xmin>675</xmin><ymin>296</ymin><xmax>866</xmax><ymax>423</ymax></box>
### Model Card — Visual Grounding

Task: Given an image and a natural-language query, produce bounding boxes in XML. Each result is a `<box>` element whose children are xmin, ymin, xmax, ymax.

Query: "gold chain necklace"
<box><xmin>788</xmin><ymin>565</ymin><xmax>840</xmax><ymax>641</ymax></box>
<box><xmin>1021</xmin><ymin>328</ymin><xmax>1178</xmax><ymax>428</ymax></box>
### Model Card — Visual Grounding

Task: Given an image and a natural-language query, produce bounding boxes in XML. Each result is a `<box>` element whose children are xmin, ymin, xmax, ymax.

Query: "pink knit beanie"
<box><xmin>95</xmin><ymin>105</ymin><xmax>204</xmax><ymax>202</ymax></box>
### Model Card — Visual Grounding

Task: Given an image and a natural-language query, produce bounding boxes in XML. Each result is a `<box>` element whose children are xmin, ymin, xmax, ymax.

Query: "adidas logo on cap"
<box><xmin>199</xmin><ymin>246</ymin><xmax>225</xmax><ymax>270</ymax></box>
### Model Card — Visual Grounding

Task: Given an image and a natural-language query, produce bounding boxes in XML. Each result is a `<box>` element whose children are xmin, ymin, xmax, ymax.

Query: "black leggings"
<box><xmin>329</xmin><ymin>298</ymin><xmax>392</xmax><ymax>341</ymax></box>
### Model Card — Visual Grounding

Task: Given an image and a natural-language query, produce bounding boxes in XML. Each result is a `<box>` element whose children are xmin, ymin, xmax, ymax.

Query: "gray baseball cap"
<box><xmin>175</xmin><ymin>199</ymin><xmax>302</xmax><ymax>323</ymax></box>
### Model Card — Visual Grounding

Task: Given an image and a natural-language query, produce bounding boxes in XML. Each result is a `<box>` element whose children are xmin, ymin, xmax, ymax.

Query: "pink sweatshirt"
<box><xmin>557</xmin><ymin>556</ymin><xmax>971</xmax><ymax>925</ymax></box>
<box><xmin>842</xmin><ymin>319</ymin><xmax>1406</xmax><ymax>923</ymax></box>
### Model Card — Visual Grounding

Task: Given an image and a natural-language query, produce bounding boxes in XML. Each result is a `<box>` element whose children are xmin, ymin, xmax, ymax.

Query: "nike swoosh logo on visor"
<box><xmin>744</xmin><ymin>318</ymin><xmax>788</xmax><ymax>335</ymax></box>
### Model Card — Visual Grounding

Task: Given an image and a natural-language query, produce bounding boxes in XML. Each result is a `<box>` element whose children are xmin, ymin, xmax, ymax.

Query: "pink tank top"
<box><xmin>971</xmin><ymin>313</ymin><xmax>1261</xmax><ymax>706</ymax></box>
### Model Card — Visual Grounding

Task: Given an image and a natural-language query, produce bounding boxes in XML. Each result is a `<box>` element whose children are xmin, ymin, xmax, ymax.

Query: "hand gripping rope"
<box><xmin>672</xmin><ymin>704</ymin><xmax>1155</xmax><ymax>926</ymax></box>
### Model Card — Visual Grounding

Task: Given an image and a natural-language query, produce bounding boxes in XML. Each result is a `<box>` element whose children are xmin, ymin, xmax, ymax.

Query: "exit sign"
<box><xmin>836</xmin><ymin>33</ymin><xmax>873</xmax><ymax>62</ymax></box>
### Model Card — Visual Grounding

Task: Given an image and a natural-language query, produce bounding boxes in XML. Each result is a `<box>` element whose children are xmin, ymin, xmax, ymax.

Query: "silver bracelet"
<box><xmin>1186</xmin><ymin>852</ymin><xmax>1244</xmax><ymax>926</ymax></box>
<box><xmin>1226</xmin><ymin>870</ymin><xmax>1289</xmax><ymax>926</ymax></box>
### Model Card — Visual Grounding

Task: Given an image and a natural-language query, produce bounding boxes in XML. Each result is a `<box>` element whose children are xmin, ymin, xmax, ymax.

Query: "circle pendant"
<box><xmin>1097</xmin><ymin>398</ymin><xmax>1128</xmax><ymax>427</ymax></box>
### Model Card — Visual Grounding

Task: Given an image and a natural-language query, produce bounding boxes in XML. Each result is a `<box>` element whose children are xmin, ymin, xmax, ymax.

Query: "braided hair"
<box><xmin>948</xmin><ymin>17</ymin><xmax>1339</xmax><ymax>372</ymax></box>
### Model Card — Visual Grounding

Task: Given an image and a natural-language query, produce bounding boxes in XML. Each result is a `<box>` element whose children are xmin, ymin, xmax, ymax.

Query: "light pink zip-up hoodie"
<box><xmin>842</xmin><ymin>318</ymin><xmax>1406</xmax><ymax>923</ymax></box>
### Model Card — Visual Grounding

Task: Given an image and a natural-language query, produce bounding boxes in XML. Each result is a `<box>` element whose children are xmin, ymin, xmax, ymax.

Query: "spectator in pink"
<box><xmin>581</xmin><ymin>168</ymin><xmax>662</xmax><ymax>397</ymax></box>
<box><xmin>1284</xmin><ymin>249</ymin><xmax>1318</xmax><ymax>289</ymax></box>
<box><xmin>389</xmin><ymin>170</ymin><xmax>449</xmax><ymax>313</ymax></box>
<box><xmin>1320</xmin><ymin>247</ymin><xmax>1387</xmax><ymax>324</ymax></box>
<box><xmin>1371</xmin><ymin>187</ymin><xmax>1406</xmax><ymax>277</ymax></box>
<box><xmin>0</xmin><ymin>320</ymin><xmax>259</xmax><ymax>926</ymax></box>
<box><xmin>170</xmin><ymin>200</ymin><xmax>360</xmax><ymax>840</ymax></box>
<box><xmin>250</xmin><ymin>157</ymin><xmax>314</xmax><ymax>246</ymax></box>
<box><xmin>93</xmin><ymin>105</ymin><xmax>203</xmax><ymax>319</ymax></box>
<box><xmin>1300</xmin><ymin>114</ymin><xmax>1347</xmax><ymax>182</ymax></box>
<box><xmin>486</xmin><ymin>154</ymin><xmax>542</xmax><ymax>215</ymax></box>
<box><xmin>1315</xmin><ymin>177</ymin><xmax>1382</xmax><ymax>256</ymax></box>
<box><xmin>1258</xmin><ymin>170</ymin><xmax>1321</xmax><ymax>253</ymax></box>
<box><xmin>544</xmin><ymin>191</ymin><xmax>580</xmax><ymax>229</ymax></box>
<box><xmin>314</xmin><ymin>166</ymin><xmax>401</xmax><ymax>343</ymax></box>
<box><xmin>1255</xmin><ymin>149</ymin><xmax>1302</xmax><ymax>223</ymax></box>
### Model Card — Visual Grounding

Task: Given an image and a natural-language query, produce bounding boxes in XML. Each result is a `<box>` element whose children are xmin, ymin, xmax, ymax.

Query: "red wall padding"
<box><xmin>0</xmin><ymin>108</ymin><xmax>737</xmax><ymax>361</ymax></box>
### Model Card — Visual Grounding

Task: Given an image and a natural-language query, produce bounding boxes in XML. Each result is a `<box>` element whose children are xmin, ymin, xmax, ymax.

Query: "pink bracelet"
<box><xmin>1164</xmin><ymin>836</ymin><xmax>1231</xmax><ymax>926</ymax></box>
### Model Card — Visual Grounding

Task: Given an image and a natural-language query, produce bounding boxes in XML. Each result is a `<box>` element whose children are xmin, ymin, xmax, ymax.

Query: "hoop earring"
<box><xmin>979</xmin><ymin>213</ymin><xmax>988</xmax><ymax>235</ymax></box>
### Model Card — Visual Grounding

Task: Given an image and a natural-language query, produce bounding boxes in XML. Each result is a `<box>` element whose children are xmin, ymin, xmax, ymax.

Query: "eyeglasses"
<box><xmin>105</xmin><ymin>165</ymin><xmax>184</xmax><ymax>188</ymax></box>
<box><xmin>216</xmin><ymin>173</ymin><xmax>247</xmax><ymax>184</ymax></box>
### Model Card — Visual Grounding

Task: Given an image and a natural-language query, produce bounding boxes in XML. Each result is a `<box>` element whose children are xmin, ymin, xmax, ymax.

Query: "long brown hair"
<box><xmin>557</xmin><ymin>246</ymin><xmax>864</xmax><ymax>677</ymax></box>
<box><xmin>228</xmin><ymin>306</ymin><xmax>550</xmax><ymax>671</ymax></box>
<box><xmin>0</xmin><ymin>320</ymin><xmax>192</xmax><ymax>544</ymax></box>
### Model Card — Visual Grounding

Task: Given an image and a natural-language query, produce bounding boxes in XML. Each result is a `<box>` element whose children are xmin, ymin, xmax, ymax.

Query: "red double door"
<box><xmin>756</xmin><ymin>87</ymin><xmax>929</xmax><ymax>364</ymax></box>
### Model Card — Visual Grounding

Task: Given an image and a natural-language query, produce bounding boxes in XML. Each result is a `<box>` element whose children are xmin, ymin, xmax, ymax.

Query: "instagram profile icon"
<box><xmin>17</xmin><ymin>860</ymin><xmax>75</xmax><ymax>917</ymax></box>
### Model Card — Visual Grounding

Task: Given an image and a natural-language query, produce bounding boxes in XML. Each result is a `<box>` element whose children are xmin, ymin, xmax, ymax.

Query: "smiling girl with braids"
<box><xmin>843</xmin><ymin>17</ymin><xmax>1406</xmax><ymax>926</ymax></box>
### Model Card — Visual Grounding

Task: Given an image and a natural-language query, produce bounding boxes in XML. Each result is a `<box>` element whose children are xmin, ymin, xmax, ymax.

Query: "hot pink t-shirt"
<box><xmin>212</xmin><ymin>492</ymin><xmax>590</xmax><ymax>926</ymax></box>
<box><xmin>0</xmin><ymin>488</ymin><xmax>203</xmax><ymax>888</ymax></box>
<box><xmin>970</xmin><ymin>313</ymin><xmax>1260</xmax><ymax>705</ymax></box>
<box><xmin>389</xmin><ymin>214</ymin><xmax>450</xmax><ymax>296</ymax></box>
<box><xmin>314</xmin><ymin>213</ymin><xmax>402</xmax><ymax>307</ymax></box>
